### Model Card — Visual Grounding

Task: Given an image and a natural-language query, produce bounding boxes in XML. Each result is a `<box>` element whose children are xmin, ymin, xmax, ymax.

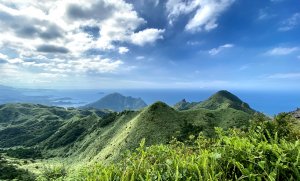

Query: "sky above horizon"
<box><xmin>0</xmin><ymin>0</ymin><xmax>299</xmax><ymax>90</ymax></box>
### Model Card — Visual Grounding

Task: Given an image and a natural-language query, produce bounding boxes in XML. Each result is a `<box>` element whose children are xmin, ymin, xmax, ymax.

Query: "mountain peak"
<box><xmin>83</xmin><ymin>93</ymin><xmax>147</xmax><ymax>112</ymax></box>
<box><xmin>148</xmin><ymin>101</ymin><xmax>171</xmax><ymax>111</ymax></box>
<box><xmin>211</xmin><ymin>90</ymin><xmax>243</xmax><ymax>103</ymax></box>
<box><xmin>174</xmin><ymin>99</ymin><xmax>198</xmax><ymax>111</ymax></box>
<box><xmin>196</xmin><ymin>90</ymin><xmax>254</xmax><ymax>113</ymax></box>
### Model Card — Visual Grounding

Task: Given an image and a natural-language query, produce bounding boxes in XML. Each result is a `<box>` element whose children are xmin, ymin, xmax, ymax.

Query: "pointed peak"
<box><xmin>210</xmin><ymin>90</ymin><xmax>242</xmax><ymax>103</ymax></box>
<box><xmin>196</xmin><ymin>90</ymin><xmax>254</xmax><ymax>113</ymax></box>
<box><xmin>147</xmin><ymin>101</ymin><xmax>172</xmax><ymax>112</ymax></box>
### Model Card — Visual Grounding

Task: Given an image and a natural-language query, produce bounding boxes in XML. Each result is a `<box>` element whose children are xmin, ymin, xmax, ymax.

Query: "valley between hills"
<box><xmin>0</xmin><ymin>90</ymin><xmax>300</xmax><ymax>180</ymax></box>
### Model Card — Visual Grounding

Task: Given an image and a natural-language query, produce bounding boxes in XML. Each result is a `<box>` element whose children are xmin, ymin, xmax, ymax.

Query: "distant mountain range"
<box><xmin>82</xmin><ymin>92</ymin><xmax>147</xmax><ymax>112</ymax></box>
<box><xmin>0</xmin><ymin>85</ymin><xmax>147</xmax><ymax>110</ymax></box>
<box><xmin>0</xmin><ymin>90</ymin><xmax>258</xmax><ymax>164</ymax></box>
<box><xmin>0</xmin><ymin>85</ymin><xmax>73</xmax><ymax>106</ymax></box>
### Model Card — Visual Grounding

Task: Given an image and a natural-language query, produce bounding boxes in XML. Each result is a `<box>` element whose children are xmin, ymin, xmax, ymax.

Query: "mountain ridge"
<box><xmin>82</xmin><ymin>92</ymin><xmax>147</xmax><ymax>112</ymax></box>
<box><xmin>0</xmin><ymin>90</ymin><xmax>257</xmax><ymax>167</ymax></box>
<box><xmin>174</xmin><ymin>90</ymin><xmax>254</xmax><ymax>114</ymax></box>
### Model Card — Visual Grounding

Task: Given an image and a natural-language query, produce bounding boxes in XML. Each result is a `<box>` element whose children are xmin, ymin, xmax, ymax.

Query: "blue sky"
<box><xmin>0</xmin><ymin>0</ymin><xmax>299</xmax><ymax>90</ymax></box>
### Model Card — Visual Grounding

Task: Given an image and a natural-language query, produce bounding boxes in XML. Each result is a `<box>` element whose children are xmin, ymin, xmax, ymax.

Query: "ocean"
<box><xmin>21</xmin><ymin>89</ymin><xmax>300</xmax><ymax>116</ymax></box>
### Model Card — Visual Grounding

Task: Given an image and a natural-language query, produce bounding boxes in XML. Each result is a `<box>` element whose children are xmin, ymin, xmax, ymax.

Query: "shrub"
<box><xmin>38</xmin><ymin>165</ymin><xmax>67</xmax><ymax>181</ymax></box>
<box><xmin>0</xmin><ymin>153</ymin><xmax>36</xmax><ymax>180</ymax></box>
<box><xmin>69</xmin><ymin>124</ymin><xmax>300</xmax><ymax>181</ymax></box>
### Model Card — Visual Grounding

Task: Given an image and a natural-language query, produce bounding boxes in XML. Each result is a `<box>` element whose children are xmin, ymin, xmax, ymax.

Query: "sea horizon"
<box><xmin>13</xmin><ymin>88</ymin><xmax>299</xmax><ymax>116</ymax></box>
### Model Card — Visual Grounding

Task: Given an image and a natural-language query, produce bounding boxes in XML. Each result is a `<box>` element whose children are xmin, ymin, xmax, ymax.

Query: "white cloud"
<box><xmin>48</xmin><ymin>57</ymin><xmax>124</xmax><ymax>74</ymax></box>
<box><xmin>166</xmin><ymin>0</ymin><xmax>235</xmax><ymax>32</ymax></box>
<box><xmin>0</xmin><ymin>53</ymin><xmax>8</xmax><ymax>59</ymax></box>
<box><xmin>0</xmin><ymin>63</ymin><xmax>70</xmax><ymax>87</ymax></box>
<box><xmin>0</xmin><ymin>0</ymin><xmax>163</xmax><ymax>59</ymax></box>
<box><xmin>268</xmin><ymin>73</ymin><xmax>300</xmax><ymax>79</ymax></box>
<box><xmin>208</xmin><ymin>44</ymin><xmax>234</xmax><ymax>55</ymax></box>
<box><xmin>118</xmin><ymin>47</ymin><xmax>129</xmax><ymax>54</ymax></box>
<box><xmin>0</xmin><ymin>0</ymin><xmax>165</xmax><ymax>86</ymax></box>
<box><xmin>7</xmin><ymin>58</ymin><xmax>24</xmax><ymax>64</ymax></box>
<box><xmin>0</xmin><ymin>53</ymin><xmax>24</xmax><ymax>64</ymax></box>
<box><xmin>154</xmin><ymin>0</ymin><xmax>160</xmax><ymax>7</ymax></box>
<box><xmin>136</xmin><ymin>56</ymin><xmax>145</xmax><ymax>60</ymax></box>
<box><xmin>1</xmin><ymin>52</ymin><xmax>123</xmax><ymax>77</ymax></box>
<box><xmin>257</xmin><ymin>8</ymin><xmax>276</xmax><ymax>21</ymax></box>
<box><xmin>279</xmin><ymin>13</ymin><xmax>300</xmax><ymax>31</ymax></box>
<box><xmin>187</xmin><ymin>40</ymin><xmax>203</xmax><ymax>46</ymax></box>
<box><xmin>68</xmin><ymin>57</ymin><xmax>124</xmax><ymax>73</ymax></box>
<box><xmin>131</xmin><ymin>28</ymin><xmax>165</xmax><ymax>46</ymax></box>
<box><xmin>265</xmin><ymin>47</ymin><xmax>299</xmax><ymax>56</ymax></box>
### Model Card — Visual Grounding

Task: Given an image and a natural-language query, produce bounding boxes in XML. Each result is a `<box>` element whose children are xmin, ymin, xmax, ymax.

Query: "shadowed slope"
<box><xmin>0</xmin><ymin>91</ymin><xmax>256</xmax><ymax>164</ymax></box>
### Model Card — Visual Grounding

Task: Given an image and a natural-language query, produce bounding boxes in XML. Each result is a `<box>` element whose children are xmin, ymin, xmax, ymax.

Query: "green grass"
<box><xmin>0</xmin><ymin>99</ymin><xmax>299</xmax><ymax>180</ymax></box>
<box><xmin>0</xmin><ymin>153</ymin><xmax>36</xmax><ymax>180</ymax></box>
<box><xmin>0</xmin><ymin>99</ymin><xmax>255</xmax><ymax>164</ymax></box>
<box><xmin>0</xmin><ymin>91</ymin><xmax>268</xmax><ymax>180</ymax></box>
<box><xmin>60</xmin><ymin>115</ymin><xmax>300</xmax><ymax>181</ymax></box>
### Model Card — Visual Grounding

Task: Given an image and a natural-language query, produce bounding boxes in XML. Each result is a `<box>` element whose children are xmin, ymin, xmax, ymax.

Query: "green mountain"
<box><xmin>174</xmin><ymin>90</ymin><xmax>254</xmax><ymax>114</ymax></box>
<box><xmin>0</xmin><ymin>90</ymin><xmax>256</xmax><ymax>167</ymax></box>
<box><xmin>0</xmin><ymin>103</ymin><xmax>109</xmax><ymax>148</ymax></box>
<box><xmin>83</xmin><ymin>93</ymin><xmax>147</xmax><ymax>112</ymax></box>
<box><xmin>174</xmin><ymin>99</ymin><xmax>198</xmax><ymax>110</ymax></box>
<box><xmin>196</xmin><ymin>90</ymin><xmax>254</xmax><ymax>113</ymax></box>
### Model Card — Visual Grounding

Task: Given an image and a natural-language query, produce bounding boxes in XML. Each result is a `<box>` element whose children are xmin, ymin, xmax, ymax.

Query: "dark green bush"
<box><xmin>70</xmin><ymin>117</ymin><xmax>300</xmax><ymax>181</ymax></box>
<box><xmin>5</xmin><ymin>147</ymin><xmax>42</xmax><ymax>159</ymax></box>
<box><xmin>0</xmin><ymin>153</ymin><xmax>36</xmax><ymax>180</ymax></box>
<box><xmin>39</xmin><ymin>165</ymin><xmax>67</xmax><ymax>181</ymax></box>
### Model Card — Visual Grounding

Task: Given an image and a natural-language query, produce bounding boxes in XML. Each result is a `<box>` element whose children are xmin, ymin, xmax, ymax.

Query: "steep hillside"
<box><xmin>174</xmin><ymin>90</ymin><xmax>254</xmax><ymax>113</ymax></box>
<box><xmin>90</xmin><ymin>99</ymin><xmax>252</xmax><ymax>163</ymax></box>
<box><xmin>195</xmin><ymin>90</ymin><xmax>254</xmax><ymax>113</ymax></box>
<box><xmin>83</xmin><ymin>93</ymin><xmax>147</xmax><ymax>112</ymax></box>
<box><xmin>0</xmin><ymin>104</ymin><xmax>110</xmax><ymax>149</ymax></box>
<box><xmin>0</xmin><ymin>90</ymin><xmax>256</xmax><ymax>166</ymax></box>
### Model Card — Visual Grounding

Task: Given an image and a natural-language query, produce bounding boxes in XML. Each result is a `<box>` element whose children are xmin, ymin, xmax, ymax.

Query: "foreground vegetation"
<box><xmin>1</xmin><ymin>91</ymin><xmax>299</xmax><ymax>180</ymax></box>
<box><xmin>0</xmin><ymin>91</ymin><xmax>255</xmax><ymax>164</ymax></box>
<box><xmin>0</xmin><ymin>154</ymin><xmax>35</xmax><ymax>180</ymax></box>
<box><xmin>35</xmin><ymin>113</ymin><xmax>300</xmax><ymax>181</ymax></box>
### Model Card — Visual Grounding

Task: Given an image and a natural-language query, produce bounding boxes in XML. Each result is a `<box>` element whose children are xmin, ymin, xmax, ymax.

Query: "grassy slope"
<box><xmin>194</xmin><ymin>90</ymin><xmax>254</xmax><ymax>114</ymax></box>
<box><xmin>0</xmin><ymin>103</ymin><xmax>71</xmax><ymax>148</ymax></box>
<box><xmin>69</xmin><ymin>125</ymin><xmax>300</xmax><ymax>181</ymax></box>
<box><xmin>90</xmin><ymin>100</ymin><xmax>253</xmax><ymax>163</ymax></box>
<box><xmin>0</xmin><ymin>90</ymin><xmax>256</xmax><ymax>171</ymax></box>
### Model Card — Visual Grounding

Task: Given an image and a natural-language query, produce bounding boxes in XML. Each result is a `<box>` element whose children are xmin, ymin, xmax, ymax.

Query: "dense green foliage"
<box><xmin>0</xmin><ymin>154</ymin><xmax>36</xmax><ymax>180</ymax></box>
<box><xmin>174</xmin><ymin>99</ymin><xmax>198</xmax><ymax>111</ymax></box>
<box><xmin>174</xmin><ymin>90</ymin><xmax>255</xmax><ymax>114</ymax></box>
<box><xmin>59</xmin><ymin>114</ymin><xmax>300</xmax><ymax>181</ymax></box>
<box><xmin>1</xmin><ymin>147</ymin><xmax>42</xmax><ymax>159</ymax></box>
<box><xmin>0</xmin><ymin>91</ymin><xmax>256</xmax><ymax>163</ymax></box>
<box><xmin>2</xmin><ymin>90</ymin><xmax>290</xmax><ymax>180</ymax></box>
